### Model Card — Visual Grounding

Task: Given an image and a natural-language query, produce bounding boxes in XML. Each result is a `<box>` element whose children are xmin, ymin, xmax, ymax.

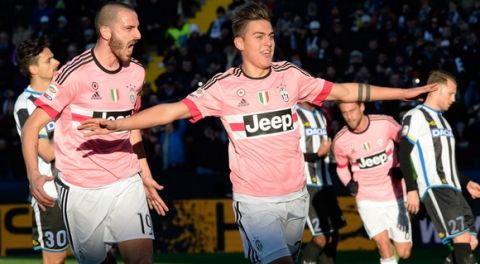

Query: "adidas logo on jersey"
<box><xmin>357</xmin><ymin>151</ymin><xmax>388</xmax><ymax>169</ymax></box>
<box><xmin>237</xmin><ymin>98</ymin><xmax>249</xmax><ymax>107</ymax></box>
<box><xmin>91</xmin><ymin>91</ymin><xmax>102</xmax><ymax>100</ymax></box>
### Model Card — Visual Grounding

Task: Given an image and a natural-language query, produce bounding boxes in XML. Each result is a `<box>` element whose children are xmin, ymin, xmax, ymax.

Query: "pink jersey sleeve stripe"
<box><xmin>34</xmin><ymin>98</ymin><xmax>60</xmax><ymax>119</ymax></box>
<box><xmin>337</xmin><ymin>162</ymin><xmax>348</xmax><ymax>168</ymax></box>
<box><xmin>311</xmin><ymin>81</ymin><xmax>333</xmax><ymax>106</ymax></box>
<box><xmin>181</xmin><ymin>98</ymin><xmax>203</xmax><ymax>123</ymax></box>
<box><xmin>72</xmin><ymin>113</ymin><xmax>90</xmax><ymax>121</ymax></box>
<box><xmin>230</xmin><ymin>123</ymin><xmax>245</xmax><ymax>131</ymax></box>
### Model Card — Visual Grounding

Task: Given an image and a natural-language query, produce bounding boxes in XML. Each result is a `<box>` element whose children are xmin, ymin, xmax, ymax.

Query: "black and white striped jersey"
<box><xmin>296</xmin><ymin>104</ymin><xmax>332</xmax><ymax>188</ymax></box>
<box><xmin>13</xmin><ymin>86</ymin><xmax>55</xmax><ymax>176</ymax></box>
<box><xmin>401</xmin><ymin>104</ymin><xmax>460</xmax><ymax>198</ymax></box>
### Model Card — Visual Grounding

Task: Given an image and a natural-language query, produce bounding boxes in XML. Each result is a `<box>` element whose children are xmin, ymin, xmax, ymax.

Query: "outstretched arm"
<box><xmin>327</xmin><ymin>82</ymin><xmax>437</xmax><ymax>102</ymax></box>
<box><xmin>79</xmin><ymin>101</ymin><xmax>191</xmax><ymax>135</ymax></box>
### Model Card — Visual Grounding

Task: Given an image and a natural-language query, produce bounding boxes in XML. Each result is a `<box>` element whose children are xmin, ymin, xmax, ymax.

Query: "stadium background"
<box><xmin>1</xmin><ymin>0</ymin><xmax>480</xmax><ymax>262</ymax></box>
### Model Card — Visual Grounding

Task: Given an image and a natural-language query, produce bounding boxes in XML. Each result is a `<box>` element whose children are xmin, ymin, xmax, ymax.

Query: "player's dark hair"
<box><xmin>16</xmin><ymin>37</ymin><xmax>49</xmax><ymax>78</ymax></box>
<box><xmin>95</xmin><ymin>1</ymin><xmax>135</xmax><ymax>35</ymax></box>
<box><xmin>232</xmin><ymin>2</ymin><xmax>271</xmax><ymax>37</ymax></box>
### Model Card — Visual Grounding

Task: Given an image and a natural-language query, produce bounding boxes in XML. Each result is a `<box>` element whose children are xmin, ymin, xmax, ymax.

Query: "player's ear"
<box><xmin>28</xmin><ymin>64</ymin><xmax>38</xmax><ymax>76</ymax></box>
<box><xmin>99</xmin><ymin>25</ymin><xmax>111</xmax><ymax>40</ymax></box>
<box><xmin>234</xmin><ymin>36</ymin><xmax>244</xmax><ymax>51</ymax></box>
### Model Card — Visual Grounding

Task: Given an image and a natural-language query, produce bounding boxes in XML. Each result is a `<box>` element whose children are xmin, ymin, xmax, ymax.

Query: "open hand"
<box><xmin>142</xmin><ymin>176</ymin><xmax>169</xmax><ymax>216</ymax></box>
<box><xmin>405</xmin><ymin>190</ymin><xmax>420</xmax><ymax>214</ymax></box>
<box><xmin>77</xmin><ymin>118</ymin><xmax>117</xmax><ymax>136</ymax></box>
<box><xmin>403</xmin><ymin>83</ymin><xmax>438</xmax><ymax>101</ymax></box>
<box><xmin>466</xmin><ymin>181</ymin><xmax>480</xmax><ymax>199</ymax></box>
<box><xmin>30</xmin><ymin>174</ymin><xmax>56</xmax><ymax>211</ymax></box>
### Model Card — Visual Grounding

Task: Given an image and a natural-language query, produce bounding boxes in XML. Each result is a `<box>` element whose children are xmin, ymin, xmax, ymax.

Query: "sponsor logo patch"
<box><xmin>431</xmin><ymin>128</ymin><xmax>453</xmax><ymax>137</ymax></box>
<box><xmin>243</xmin><ymin>108</ymin><xmax>294</xmax><ymax>137</ymax></box>
<box><xmin>44</xmin><ymin>84</ymin><xmax>58</xmax><ymax>100</ymax></box>
<box><xmin>357</xmin><ymin>151</ymin><xmax>388</xmax><ymax>169</ymax></box>
<box><xmin>92</xmin><ymin>109</ymin><xmax>132</xmax><ymax>120</ymax></box>
<box><xmin>305</xmin><ymin>127</ymin><xmax>327</xmax><ymax>136</ymax></box>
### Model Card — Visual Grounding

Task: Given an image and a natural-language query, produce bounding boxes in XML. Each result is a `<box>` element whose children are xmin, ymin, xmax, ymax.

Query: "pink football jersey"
<box><xmin>333</xmin><ymin>115</ymin><xmax>405</xmax><ymax>202</ymax></box>
<box><xmin>182</xmin><ymin>62</ymin><xmax>332</xmax><ymax>196</ymax></box>
<box><xmin>35</xmin><ymin>49</ymin><xmax>144</xmax><ymax>187</ymax></box>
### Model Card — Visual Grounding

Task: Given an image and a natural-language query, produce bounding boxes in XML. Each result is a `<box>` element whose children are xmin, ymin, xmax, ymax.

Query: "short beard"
<box><xmin>108</xmin><ymin>36</ymin><xmax>129</xmax><ymax>64</ymax></box>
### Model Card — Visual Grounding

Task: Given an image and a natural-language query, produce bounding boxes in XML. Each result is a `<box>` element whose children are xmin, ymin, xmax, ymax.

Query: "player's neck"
<box><xmin>423</xmin><ymin>96</ymin><xmax>441</xmax><ymax>111</ymax></box>
<box><xmin>353</xmin><ymin>115</ymin><xmax>369</xmax><ymax>133</ymax></box>
<box><xmin>93</xmin><ymin>44</ymin><xmax>121</xmax><ymax>71</ymax></box>
<box><xmin>29</xmin><ymin>78</ymin><xmax>49</xmax><ymax>93</ymax></box>
<box><xmin>241</xmin><ymin>63</ymin><xmax>270</xmax><ymax>78</ymax></box>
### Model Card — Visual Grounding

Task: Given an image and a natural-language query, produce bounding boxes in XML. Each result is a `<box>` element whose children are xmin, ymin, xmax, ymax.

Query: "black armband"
<box><xmin>357</xmin><ymin>83</ymin><xmax>363</xmax><ymax>102</ymax></box>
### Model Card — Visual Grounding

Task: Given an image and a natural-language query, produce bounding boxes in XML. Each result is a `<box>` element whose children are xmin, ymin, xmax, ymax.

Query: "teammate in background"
<box><xmin>14</xmin><ymin>37</ymin><xmax>67</xmax><ymax>264</ymax></box>
<box><xmin>333</xmin><ymin>102</ymin><xmax>411</xmax><ymax>264</ymax></box>
<box><xmin>78</xmin><ymin>3</ymin><xmax>436</xmax><ymax>264</ymax></box>
<box><xmin>20</xmin><ymin>2</ymin><xmax>168</xmax><ymax>263</ymax></box>
<box><xmin>296</xmin><ymin>102</ymin><xmax>346</xmax><ymax>264</ymax></box>
<box><xmin>399</xmin><ymin>70</ymin><xmax>480</xmax><ymax>264</ymax></box>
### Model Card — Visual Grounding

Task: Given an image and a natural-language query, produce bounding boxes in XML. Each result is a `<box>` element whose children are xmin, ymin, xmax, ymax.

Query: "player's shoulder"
<box><xmin>130</xmin><ymin>57</ymin><xmax>144</xmax><ymax>69</ymax></box>
<box><xmin>14</xmin><ymin>89</ymin><xmax>38</xmax><ymax>108</ymax></box>
<box><xmin>333</xmin><ymin>126</ymin><xmax>350</xmax><ymax>145</ymax></box>
<box><xmin>200</xmin><ymin>68</ymin><xmax>236</xmax><ymax>90</ymax></box>
<box><xmin>54</xmin><ymin>49</ymin><xmax>94</xmax><ymax>85</ymax></box>
<box><xmin>403</xmin><ymin>105</ymin><xmax>423</xmax><ymax>117</ymax></box>
<box><xmin>369</xmin><ymin>114</ymin><xmax>399</xmax><ymax>126</ymax></box>
<box><xmin>271</xmin><ymin>61</ymin><xmax>311</xmax><ymax>76</ymax></box>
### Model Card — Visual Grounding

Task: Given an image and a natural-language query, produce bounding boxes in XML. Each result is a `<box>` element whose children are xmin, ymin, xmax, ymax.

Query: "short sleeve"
<box><xmin>401</xmin><ymin>111</ymin><xmax>427</xmax><ymax>144</ymax></box>
<box><xmin>182</xmin><ymin>80</ymin><xmax>223</xmax><ymax>123</ymax></box>
<box><xmin>34</xmin><ymin>73</ymin><xmax>78</xmax><ymax>120</ymax></box>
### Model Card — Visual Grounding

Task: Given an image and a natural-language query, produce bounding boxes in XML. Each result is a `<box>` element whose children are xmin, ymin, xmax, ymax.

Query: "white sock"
<box><xmin>380</xmin><ymin>256</ymin><xmax>398</xmax><ymax>264</ymax></box>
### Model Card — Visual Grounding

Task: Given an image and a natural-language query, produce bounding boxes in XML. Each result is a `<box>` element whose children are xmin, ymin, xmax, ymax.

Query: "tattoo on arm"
<box><xmin>365</xmin><ymin>83</ymin><xmax>371</xmax><ymax>102</ymax></box>
<box><xmin>358</xmin><ymin>83</ymin><xmax>363</xmax><ymax>102</ymax></box>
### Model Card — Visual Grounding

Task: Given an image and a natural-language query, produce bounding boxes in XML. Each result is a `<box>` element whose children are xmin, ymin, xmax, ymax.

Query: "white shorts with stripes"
<box><xmin>233</xmin><ymin>188</ymin><xmax>309</xmax><ymax>264</ymax></box>
<box><xmin>357</xmin><ymin>198</ymin><xmax>412</xmax><ymax>243</ymax></box>
<box><xmin>56</xmin><ymin>173</ymin><xmax>154</xmax><ymax>264</ymax></box>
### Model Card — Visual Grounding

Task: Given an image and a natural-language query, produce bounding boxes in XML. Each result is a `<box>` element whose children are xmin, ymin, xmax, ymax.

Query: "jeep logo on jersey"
<box><xmin>357</xmin><ymin>151</ymin><xmax>388</xmax><ymax>169</ymax></box>
<box><xmin>431</xmin><ymin>128</ymin><xmax>453</xmax><ymax>137</ymax></box>
<box><xmin>92</xmin><ymin>110</ymin><xmax>132</xmax><ymax>121</ymax></box>
<box><xmin>306</xmin><ymin>127</ymin><xmax>327</xmax><ymax>136</ymax></box>
<box><xmin>244</xmin><ymin>108</ymin><xmax>294</xmax><ymax>137</ymax></box>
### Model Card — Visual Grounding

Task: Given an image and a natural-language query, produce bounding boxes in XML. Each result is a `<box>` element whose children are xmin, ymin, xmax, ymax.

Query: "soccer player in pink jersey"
<box><xmin>21</xmin><ymin>2</ymin><xmax>167</xmax><ymax>263</ymax></box>
<box><xmin>78</xmin><ymin>3</ymin><xmax>436</xmax><ymax>264</ymax></box>
<box><xmin>333</xmin><ymin>102</ymin><xmax>411</xmax><ymax>264</ymax></box>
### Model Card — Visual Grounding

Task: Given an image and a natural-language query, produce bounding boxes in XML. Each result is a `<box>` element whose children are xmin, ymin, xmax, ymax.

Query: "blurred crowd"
<box><xmin>1</xmin><ymin>0</ymin><xmax>480</xmax><ymax>198</ymax></box>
